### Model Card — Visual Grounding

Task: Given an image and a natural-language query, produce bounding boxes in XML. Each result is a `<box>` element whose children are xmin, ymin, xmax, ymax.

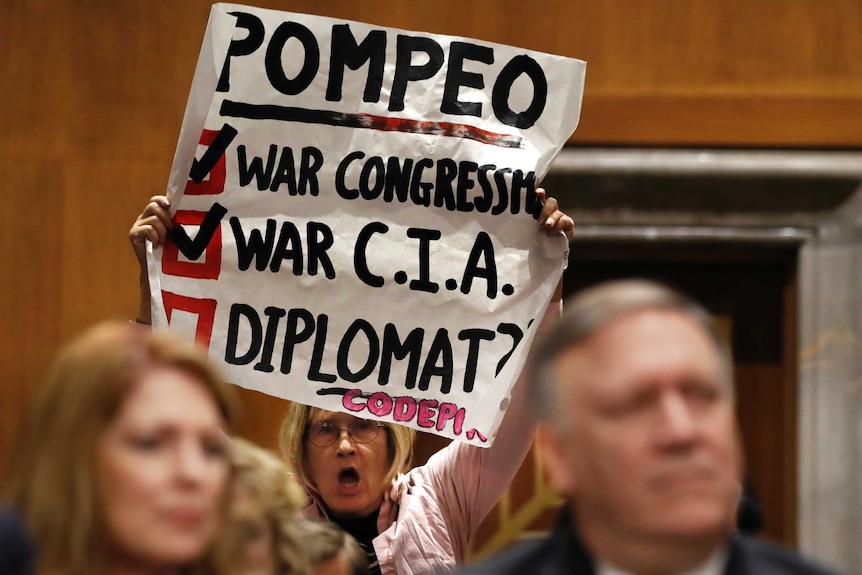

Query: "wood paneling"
<box><xmin>249</xmin><ymin>0</ymin><xmax>862</xmax><ymax>146</ymax></box>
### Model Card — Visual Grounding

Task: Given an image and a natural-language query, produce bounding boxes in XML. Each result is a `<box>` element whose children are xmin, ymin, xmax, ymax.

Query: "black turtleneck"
<box><xmin>332</xmin><ymin>508</ymin><xmax>382</xmax><ymax>575</ymax></box>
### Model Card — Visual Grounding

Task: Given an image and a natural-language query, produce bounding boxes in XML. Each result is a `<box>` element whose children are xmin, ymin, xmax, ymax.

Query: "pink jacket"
<box><xmin>304</xmin><ymin>302</ymin><xmax>560</xmax><ymax>575</ymax></box>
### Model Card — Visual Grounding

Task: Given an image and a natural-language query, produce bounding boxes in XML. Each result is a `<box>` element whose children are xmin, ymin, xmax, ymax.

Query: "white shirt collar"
<box><xmin>595</xmin><ymin>545</ymin><xmax>727</xmax><ymax>575</ymax></box>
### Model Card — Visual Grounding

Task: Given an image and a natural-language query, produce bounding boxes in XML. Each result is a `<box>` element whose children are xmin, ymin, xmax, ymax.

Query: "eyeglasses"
<box><xmin>305</xmin><ymin>419</ymin><xmax>386</xmax><ymax>447</ymax></box>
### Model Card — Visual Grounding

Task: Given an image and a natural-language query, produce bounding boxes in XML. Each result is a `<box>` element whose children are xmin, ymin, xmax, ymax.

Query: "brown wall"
<box><xmin>1</xmin><ymin>0</ymin><xmax>860</xmax><ymax>473</ymax></box>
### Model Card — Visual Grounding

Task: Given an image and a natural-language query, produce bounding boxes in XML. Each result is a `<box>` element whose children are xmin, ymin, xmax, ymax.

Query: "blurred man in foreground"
<box><xmin>457</xmin><ymin>279</ymin><xmax>841</xmax><ymax>575</ymax></box>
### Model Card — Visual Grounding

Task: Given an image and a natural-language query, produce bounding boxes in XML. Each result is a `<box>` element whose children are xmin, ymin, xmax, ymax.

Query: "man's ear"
<box><xmin>537</xmin><ymin>423</ymin><xmax>577</xmax><ymax>496</ymax></box>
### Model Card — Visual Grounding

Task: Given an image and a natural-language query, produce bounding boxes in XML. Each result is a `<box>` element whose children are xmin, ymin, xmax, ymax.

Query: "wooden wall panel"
<box><xmin>1</xmin><ymin>0</ymin><xmax>859</xmax><ymax>473</ymax></box>
<box><xmin>244</xmin><ymin>0</ymin><xmax>862</xmax><ymax>146</ymax></box>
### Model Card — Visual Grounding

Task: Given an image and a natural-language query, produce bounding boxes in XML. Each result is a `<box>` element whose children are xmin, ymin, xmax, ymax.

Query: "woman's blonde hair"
<box><xmin>298</xmin><ymin>519</ymin><xmax>370</xmax><ymax>575</ymax></box>
<box><xmin>278</xmin><ymin>403</ymin><xmax>415</xmax><ymax>497</ymax></box>
<box><xmin>4</xmin><ymin>321</ymin><xmax>239</xmax><ymax>575</ymax></box>
<box><xmin>219</xmin><ymin>437</ymin><xmax>310</xmax><ymax>574</ymax></box>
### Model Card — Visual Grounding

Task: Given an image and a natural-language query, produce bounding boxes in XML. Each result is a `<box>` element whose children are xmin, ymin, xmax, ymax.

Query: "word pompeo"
<box><xmin>218</xmin><ymin>10</ymin><xmax>549</xmax><ymax>129</ymax></box>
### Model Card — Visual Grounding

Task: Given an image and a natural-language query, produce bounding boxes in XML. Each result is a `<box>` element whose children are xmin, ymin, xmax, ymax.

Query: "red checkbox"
<box><xmin>185</xmin><ymin>128</ymin><xmax>226</xmax><ymax>196</ymax></box>
<box><xmin>162</xmin><ymin>210</ymin><xmax>222</xmax><ymax>280</ymax></box>
<box><xmin>162</xmin><ymin>290</ymin><xmax>217</xmax><ymax>348</ymax></box>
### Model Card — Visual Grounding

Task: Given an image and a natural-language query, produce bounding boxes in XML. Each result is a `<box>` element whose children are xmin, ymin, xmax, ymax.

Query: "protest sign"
<box><xmin>148</xmin><ymin>3</ymin><xmax>586</xmax><ymax>445</ymax></box>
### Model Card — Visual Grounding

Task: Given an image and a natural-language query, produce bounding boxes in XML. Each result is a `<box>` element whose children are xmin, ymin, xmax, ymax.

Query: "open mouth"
<box><xmin>338</xmin><ymin>467</ymin><xmax>360</xmax><ymax>487</ymax></box>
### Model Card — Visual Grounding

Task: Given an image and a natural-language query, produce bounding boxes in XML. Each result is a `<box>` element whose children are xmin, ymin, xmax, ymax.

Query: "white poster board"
<box><xmin>149</xmin><ymin>4</ymin><xmax>586</xmax><ymax>446</ymax></box>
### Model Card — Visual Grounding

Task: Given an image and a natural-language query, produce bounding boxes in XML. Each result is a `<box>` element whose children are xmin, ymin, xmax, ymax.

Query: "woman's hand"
<box><xmin>129</xmin><ymin>195</ymin><xmax>173</xmax><ymax>271</ymax></box>
<box><xmin>535</xmin><ymin>188</ymin><xmax>574</xmax><ymax>241</ymax></box>
<box><xmin>534</xmin><ymin>188</ymin><xmax>574</xmax><ymax>302</ymax></box>
<box><xmin>129</xmin><ymin>195</ymin><xmax>173</xmax><ymax>325</ymax></box>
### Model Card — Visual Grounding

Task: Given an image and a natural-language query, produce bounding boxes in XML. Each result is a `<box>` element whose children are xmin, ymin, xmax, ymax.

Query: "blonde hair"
<box><xmin>4</xmin><ymin>321</ymin><xmax>239</xmax><ymax>575</ymax></box>
<box><xmin>278</xmin><ymin>403</ymin><xmax>415</xmax><ymax>498</ymax></box>
<box><xmin>299</xmin><ymin>519</ymin><xmax>370</xmax><ymax>575</ymax></box>
<box><xmin>220</xmin><ymin>437</ymin><xmax>310</xmax><ymax>574</ymax></box>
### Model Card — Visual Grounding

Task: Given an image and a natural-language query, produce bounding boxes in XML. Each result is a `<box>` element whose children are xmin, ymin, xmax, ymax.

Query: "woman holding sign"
<box><xmin>129</xmin><ymin>191</ymin><xmax>573</xmax><ymax>575</ymax></box>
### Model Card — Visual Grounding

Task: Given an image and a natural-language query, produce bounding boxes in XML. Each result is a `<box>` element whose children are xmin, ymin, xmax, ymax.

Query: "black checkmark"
<box><xmin>189</xmin><ymin>124</ymin><xmax>238</xmax><ymax>183</ymax></box>
<box><xmin>170</xmin><ymin>202</ymin><xmax>228</xmax><ymax>260</ymax></box>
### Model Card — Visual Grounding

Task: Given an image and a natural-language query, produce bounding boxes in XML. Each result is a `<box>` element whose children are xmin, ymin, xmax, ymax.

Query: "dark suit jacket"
<box><xmin>0</xmin><ymin>505</ymin><xmax>34</xmax><ymax>575</ymax></box>
<box><xmin>457</xmin><ymin>511</ymin><xmax>843</xmax><ymax>575</ymax></box>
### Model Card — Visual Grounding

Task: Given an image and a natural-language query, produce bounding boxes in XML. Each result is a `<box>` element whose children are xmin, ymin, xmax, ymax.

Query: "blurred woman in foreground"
<box><xmin>4</xmin><ymin>321</ymin><xmax>239</xmax><ymax>575</ymax></box>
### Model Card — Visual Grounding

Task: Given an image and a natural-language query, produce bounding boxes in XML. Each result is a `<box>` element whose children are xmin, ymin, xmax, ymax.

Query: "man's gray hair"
<box><xmin>530</xmin><ymin>279</ymin><xmax>732</xmax><ymax>422</ymax></box>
